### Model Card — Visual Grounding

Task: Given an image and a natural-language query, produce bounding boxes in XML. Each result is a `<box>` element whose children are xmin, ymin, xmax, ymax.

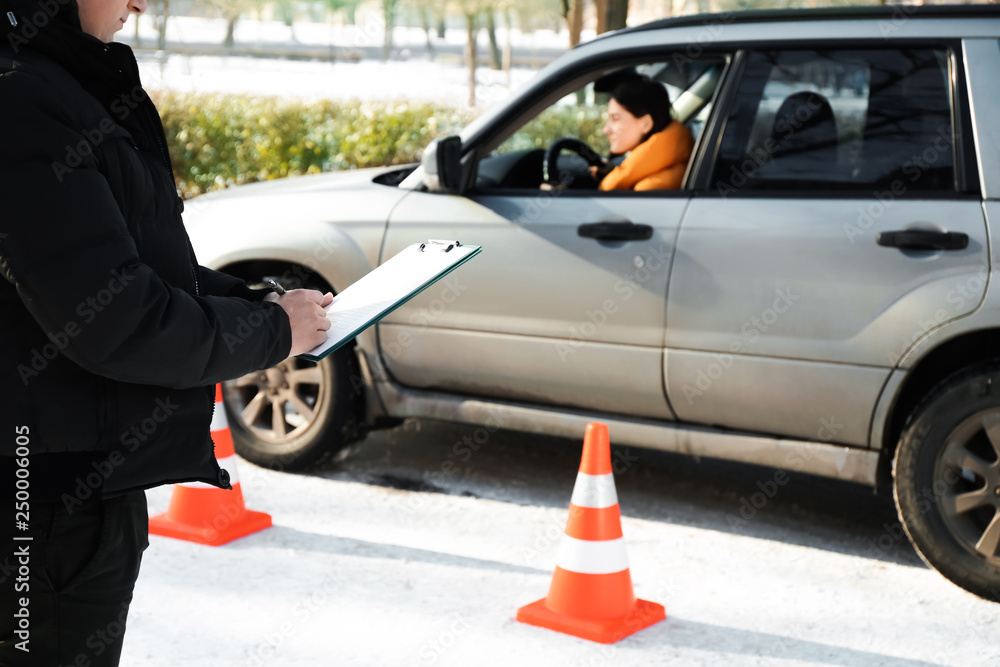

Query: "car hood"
<box><xmin>184</xmin><ymin>164</ymin><xmax>411</xmax><ymax>204</ymax></box>
<box><xmin>183</xmin><ymin>165</ymin><xmax>416</xmax><ymax>276</ymax></box>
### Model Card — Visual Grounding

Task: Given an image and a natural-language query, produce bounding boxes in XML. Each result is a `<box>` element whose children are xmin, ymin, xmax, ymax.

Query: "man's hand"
<box><xmin>265</xmin><ymin>289</ymin><xmax>333</xmax><ymax>357</ymax></box>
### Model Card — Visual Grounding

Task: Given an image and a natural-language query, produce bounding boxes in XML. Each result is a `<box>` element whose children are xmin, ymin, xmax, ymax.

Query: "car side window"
<box><xmin>495</xmin><ymin>83</ymin><xmax>609</xmax><ymax>157</ymax></box>
<box><xmin>475</xmin><ymin>58</ymin><xmax>726</xmax><ymax>192</ymax></box>
<box><xmin>711</xmin><ymin>48</ymin><xmax>954</xmax><ymax>194</ymax></box>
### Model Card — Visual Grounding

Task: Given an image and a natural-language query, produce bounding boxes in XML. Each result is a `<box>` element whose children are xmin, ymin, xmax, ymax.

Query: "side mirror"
<box><xmin>421</xmin><ymin>135</ymin><xmax>462</xmax><ymax>193</ymax></box>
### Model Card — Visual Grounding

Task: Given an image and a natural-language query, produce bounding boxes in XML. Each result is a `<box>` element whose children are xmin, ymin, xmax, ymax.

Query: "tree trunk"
<box><xmin>465</xmin><ymin>13</ymin><xmax>479</xmax><ymax>108</ymax></box>
<box><xmin>224</xmin><ymin>13</ymin><xmax>238</xmax><ymax>48</ymax></box>
<box><xmin>133</xmin><ymin>3</ymin><xmax>141</xmax><ymax>45</ymax></box>
<box><xmin>437</xmin><ymin>14</ymin><xmax>446</xmax><ymax>39</ymax></box>
<box><xmin>486</xmin><ymin>12</ymin><xmax>501</xmax><ymax>70</ymax></box>
<box><xmin>502</xmin><ymin>7</ymin><xmax>512</xmax><ymax>90</ymax></box>
<box><xmin>157</xmin><ymin>0</ymin><xmax>169</xmax><ymax>51</ymax></box>
<box><xmin>568</xmin><ymin>0</ymin><xmax>583</xmax><ymax>48</ymax></box>
<box><xmin>421</xmin><ymin>9</ymin><xmax>435</xmax><ymax>61</ymax></box>
<box><xmin>607</xmin><ymin>0</ymin><xmax>628</xmax><ymax>31</ymax></box>
<box><xmin>382</xmin><ymin>0</ymin><xmax>395</xmax><ymax>61</ymax></box>
<box><xmin>595</xmin><ymin>0</ymin><xmax>608</xmax><ymax>35</ymax></box>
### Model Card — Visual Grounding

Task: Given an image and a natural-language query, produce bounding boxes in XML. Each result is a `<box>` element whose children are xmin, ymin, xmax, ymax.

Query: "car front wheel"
<box><xmin>221</xmin><ymin>281</ymin><xmax>363</xmax><ymax>471</ymax></box>
<box><xmin>893</xmin><ymin>363</ymin><xmax>1000</xmax><ymax>601</ymax></box>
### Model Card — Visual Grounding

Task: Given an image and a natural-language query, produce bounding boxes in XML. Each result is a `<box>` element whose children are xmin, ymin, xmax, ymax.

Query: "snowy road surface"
<box><xmin>124</xmin><ymin>419</ymin><xmax>1000</xmax><ymax>666</ymax></box>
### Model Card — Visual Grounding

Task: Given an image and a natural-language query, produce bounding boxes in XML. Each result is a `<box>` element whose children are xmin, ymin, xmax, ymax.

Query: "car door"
<box><xmin>665</xmin><ymin>45</ymin><xmax>989</xmax><ymax>447</ymax></box>
<box><xmin>378</xmin><ymin>66</ymin><xmax>723</xmax><ymax>421</ymax></box>
<box><xmin>380</xmin><ymin>180</ymin><xmax>684</xmax><ymax>421</ymax></box>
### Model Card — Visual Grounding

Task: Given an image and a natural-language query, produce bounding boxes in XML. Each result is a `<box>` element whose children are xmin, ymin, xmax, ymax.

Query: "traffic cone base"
<box><xmin>148</xmin><ymin>486</ymin><xmax>272</xmax><ymax>547</ymax></box>
<box><xmin>148</xmin><ymin>384</ymin><xmax>272</xmax><ymax>546</ymax></box>
<box><xmin>516</xmin><ymin>422</ymin><xmax>666</xmax><ymax>643</ymax></box>
<box><xmin>516</xmin><ymin>596</ymin><xmax>665</xmax><ymax>644</ymax></box>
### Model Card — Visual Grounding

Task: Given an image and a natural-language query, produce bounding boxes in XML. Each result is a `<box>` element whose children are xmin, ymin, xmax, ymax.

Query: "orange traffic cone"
<box><xmin>148</xmin><ymin>384</ymin><xmax>272</xmax><ymax>546</ymax></box>
<box><xmin>516</xmin><ymin>422</ymin><xmax>665</xmax><ymax>643</ymax></box>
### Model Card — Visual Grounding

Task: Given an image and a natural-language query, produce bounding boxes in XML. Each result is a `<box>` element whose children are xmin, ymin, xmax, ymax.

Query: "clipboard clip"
<box><xmin>419</xmin><ymin>239</ymin><xmax>461</xmax><ymax>252</ymax></box>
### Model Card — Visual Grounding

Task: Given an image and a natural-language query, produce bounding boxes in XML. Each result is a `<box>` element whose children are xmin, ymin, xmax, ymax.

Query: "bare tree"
<box><xmin>606</xmin><ymin>0</ymin><xmax>627</xmax><ymax>31</ymax></box>
<box><xmin>464</xmin><ymin>8</ymin><xmax>480</xmax><ymax>107</ymax></box>
<box><xmin>485</xmin><ymin>10</ymin><xmax>502</xmax><ymax>70</ymax></box>
<box><xmin>381</xmin><ymin>0</ymin><xmax>401</xmax><ymax>60</ymax></box>
<box><xmin>157</xmin><ymin>0</ymin><xmax>170</xmax><ymax>50</ymax></box>
<box><xmin>559</xmin><ymin>0</ymin><xmax>583</xmax><ymax>47</ymax></box>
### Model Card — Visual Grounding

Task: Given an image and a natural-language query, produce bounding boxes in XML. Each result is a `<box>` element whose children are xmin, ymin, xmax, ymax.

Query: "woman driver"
<box><xmin>591</xmin><ymin>76</ymin><xmax>695</xmax><ymax>191</ymax></box>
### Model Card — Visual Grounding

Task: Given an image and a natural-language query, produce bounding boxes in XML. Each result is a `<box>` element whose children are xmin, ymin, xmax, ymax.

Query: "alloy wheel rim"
<box><xmin>223</xmin><ymin>357</ymin><xmax>328</xmax><ymax>445</ymax></box>
<box><xmin>934</xmin><ymin>409</ymin><xmax>1000</xmax><ymax>566</ymax></box>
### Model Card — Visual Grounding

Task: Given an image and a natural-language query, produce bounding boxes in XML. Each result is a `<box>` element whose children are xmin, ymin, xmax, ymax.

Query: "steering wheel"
<box><xmin>543</xmin><ymin>137</ymin><xmax>607</xmax><ymax>187</ymax></box>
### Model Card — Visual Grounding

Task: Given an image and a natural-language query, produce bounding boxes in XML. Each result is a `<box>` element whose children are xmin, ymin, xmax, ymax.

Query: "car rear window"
<box><xmin>711</xmin><ymin>48</ymin><xmax>954</xmax><ymax>194</ymax></box>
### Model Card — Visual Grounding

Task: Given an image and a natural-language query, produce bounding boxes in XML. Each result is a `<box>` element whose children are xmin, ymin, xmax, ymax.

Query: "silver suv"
<box><xmin>184</xmin><ymin>5</ymin><xmax>1000</xmax><ymax>600</ymax></box>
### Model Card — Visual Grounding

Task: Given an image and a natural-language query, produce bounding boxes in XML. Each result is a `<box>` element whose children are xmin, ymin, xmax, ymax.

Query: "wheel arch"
<box><xmin>878</xmin><ymin>327</ymin><xmax>1000</xmax><ymax>484</ymax></box>
<box><xmin>216</xmin><ymin>259</ymin><xmax>337</xmax><ymax>296</ymax></box>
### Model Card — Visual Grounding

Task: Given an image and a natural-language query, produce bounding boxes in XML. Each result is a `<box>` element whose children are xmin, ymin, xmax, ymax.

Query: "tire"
<box><xmin>221</xmin><ymin>279</ymin><xmax>363</xmax><ymax>471</ymax></box>
<box><xmin>893</xmin><ymin>363</ymin><xmax>1000</xmax><ymax>602</ymax></box>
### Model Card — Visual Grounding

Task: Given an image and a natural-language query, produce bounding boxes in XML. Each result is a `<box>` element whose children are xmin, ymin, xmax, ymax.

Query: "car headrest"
<box><xmin>769</xmin><ymin>91</ymin><xmax>838</xmax><ymax>159</ymax></box>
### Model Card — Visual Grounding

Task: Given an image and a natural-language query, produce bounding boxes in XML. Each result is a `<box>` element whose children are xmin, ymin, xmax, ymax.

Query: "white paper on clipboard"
<box><xmin>297</xmin><ymin>240</ymin><xmax>482</xmax><ymax>362</ymax></box>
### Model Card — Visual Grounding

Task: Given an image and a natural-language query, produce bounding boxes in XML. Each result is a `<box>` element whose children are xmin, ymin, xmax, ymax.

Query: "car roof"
<box><xmin>593</xmin><ymin>3</ymin><xmax>1000</xmax><ymax>45</ymax></box>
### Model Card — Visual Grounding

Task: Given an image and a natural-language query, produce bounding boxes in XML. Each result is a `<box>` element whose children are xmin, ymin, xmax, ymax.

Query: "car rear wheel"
<box><xmin>893</xmin><ymin>363</ymin><xmax>1000</xmax><ymax>601</ymax></box>
<box><xmin>221</xmin><ymin>279</ymin><xmax>363</xmax><ymax>471</ymax></box>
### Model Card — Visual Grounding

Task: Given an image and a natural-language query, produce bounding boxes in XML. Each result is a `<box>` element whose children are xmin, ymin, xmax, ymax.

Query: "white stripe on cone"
<box><xmin>179</xmin><ymin>454</ymin><xmax>240</xmax><ymax>489</ymax></box>
<box><xmin>555</xmin><ymin>535</ymin><xmax>630</xmax><ymax>575</ymax></box>
<box><xmin>210</xmin><ymin>407</ymin><xmax>228</xmax><ymax>432</ymax></box>
<box><xmin>569</xmin><ymin>472</ymin><xmax>619</xmax><ymax>509</ymax></box>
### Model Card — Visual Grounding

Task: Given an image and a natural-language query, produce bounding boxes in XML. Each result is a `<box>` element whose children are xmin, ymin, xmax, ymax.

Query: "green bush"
<box><xmin>149</xmin><ymin>91</ymin><xmax>610</xmax><ymax>199</ymax></box>
<box><xmin>150</xmin><ymin>91</ymin><xmax>473</xmax><ymax>199</ymax></box>
<box><xmin>496</xmin><ymin>105</ymin><xmax>608</xmax><ymax>155</ymax></box>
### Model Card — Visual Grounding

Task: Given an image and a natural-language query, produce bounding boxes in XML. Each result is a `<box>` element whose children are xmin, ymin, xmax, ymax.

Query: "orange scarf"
<box><xmin>599</xmin><ymin>120</ymin><xmax>695</xmax><ymax>191</ymax></box>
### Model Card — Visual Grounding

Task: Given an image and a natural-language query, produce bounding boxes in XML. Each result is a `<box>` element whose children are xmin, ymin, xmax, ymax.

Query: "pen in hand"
<box><xmin>264</xmin><ymin>278</ymin><xmax>286</xmax><ymax>296</ymax></box>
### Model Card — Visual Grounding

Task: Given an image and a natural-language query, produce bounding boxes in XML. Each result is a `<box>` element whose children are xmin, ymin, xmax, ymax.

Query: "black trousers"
<box><xmin>0</xmin><ymin>491</ymin><xmax>148</xmax><ymax>667</ymax></box>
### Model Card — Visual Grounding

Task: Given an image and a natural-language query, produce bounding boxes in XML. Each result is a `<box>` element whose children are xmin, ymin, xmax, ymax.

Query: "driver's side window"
<box><xmin>475</xmin><ymin>58</ymin><xmax>726</xmax><ymax>192</ymax></box>
<box><xmin>495</xmin><ymin>83</ymin><xmax>609</xmax><ymax>157</ymax></box>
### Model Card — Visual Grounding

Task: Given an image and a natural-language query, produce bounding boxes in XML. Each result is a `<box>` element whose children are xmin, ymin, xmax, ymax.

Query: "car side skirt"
<box><xmin>374</xmin><ymin>374</ymin><xmax>880</xmax><ymax>486</ymax></box>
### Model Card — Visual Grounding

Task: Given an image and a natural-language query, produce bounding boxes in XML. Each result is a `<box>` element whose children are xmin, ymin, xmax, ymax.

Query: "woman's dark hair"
<box><xmin>610</xmin><ymin>76</ymin><xmax>673</xmax><ymax>146</ymax></box>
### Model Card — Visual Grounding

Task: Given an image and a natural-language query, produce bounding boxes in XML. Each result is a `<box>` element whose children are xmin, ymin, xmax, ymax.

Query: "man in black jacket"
<box><xmin>0</xmin><ymin>0</ymin><xmax>334</xmax><ymax>664</ymax></box>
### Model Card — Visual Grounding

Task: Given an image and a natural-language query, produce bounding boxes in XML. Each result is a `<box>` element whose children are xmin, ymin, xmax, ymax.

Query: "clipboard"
<box><xmin>297</xmin><ymin>240</ymin><xmax>482</xmax><ymax>362</ymax></box>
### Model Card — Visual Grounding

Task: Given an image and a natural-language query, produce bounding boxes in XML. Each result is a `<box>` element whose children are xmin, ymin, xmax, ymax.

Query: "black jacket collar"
<box><xmin>1</xmin><ymin>0</ymin><xmax>142</xmax><ymax>117</ymax></box>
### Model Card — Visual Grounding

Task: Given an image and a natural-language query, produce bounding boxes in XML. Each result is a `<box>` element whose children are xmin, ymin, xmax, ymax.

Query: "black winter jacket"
<box><xmin>0</xmin><ymin>0</ymin><xmax>292</xmax><ymax>498</ymax></box>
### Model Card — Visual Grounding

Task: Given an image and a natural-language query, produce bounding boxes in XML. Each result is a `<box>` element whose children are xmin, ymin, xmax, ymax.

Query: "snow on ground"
<box><xmin>135</xmin><ymin>53</ymin><xmax>539</xmax><ymax>107</ymax></box>
<box><xmin>125</xmin><ymin>15</ymin><xmax>560</xmax><ymax>106</ymax></box>
<box><xmin>126</xmin><ymin>14</ymin><xmax>581</xmax><ymax>52</ymax></box>
<box><xmin>121</xmin><ymin>420</ymin><xmax>1000</xmax><ymax>667</ymax></box>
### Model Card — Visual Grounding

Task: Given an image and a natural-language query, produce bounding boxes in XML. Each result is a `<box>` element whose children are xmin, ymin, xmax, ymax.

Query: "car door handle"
<box><xmin>877</xmin><ymin>230</ymin><xmax>968</xmax><ymax>251</ymax></box>
<box><xmin>578</xmin><ymin>222</ymin><xmax>653</xmax><ymax>242</ymax></box>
